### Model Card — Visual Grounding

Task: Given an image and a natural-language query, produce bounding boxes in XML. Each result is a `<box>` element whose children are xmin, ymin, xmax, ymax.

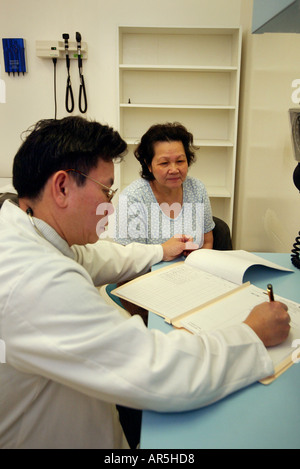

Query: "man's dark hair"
<box><xmin>134</xmin><ymin>122</ymin><xmax>197</xmax><ymax>181</ymax></box>
<box><xmin>13</xmin><ymin>116</ymin><xmax>127</xmax><ymax>199</ymax></box>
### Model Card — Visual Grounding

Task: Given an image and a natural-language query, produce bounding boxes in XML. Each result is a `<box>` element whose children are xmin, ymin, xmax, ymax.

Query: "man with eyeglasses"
<box><xmin>0</xmin><ymin>116</ymin><xmax>290</xmax><ymax>449</ymax></box>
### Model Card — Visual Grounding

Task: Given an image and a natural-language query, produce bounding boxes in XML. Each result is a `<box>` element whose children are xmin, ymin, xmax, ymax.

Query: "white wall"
<box><xmin>1</xmin><ymin>0</ymin><xmax>299</xmax><ymax>253</ymax></box>
<box><xmin>0</xmin><ymin>0</ymin><xmax>241</xmax><ymax>175</ymax></box>
<box><xmin>235</xmin><ymin>0</ymin><xmax>300</xmax><ymax>252</ymax></box>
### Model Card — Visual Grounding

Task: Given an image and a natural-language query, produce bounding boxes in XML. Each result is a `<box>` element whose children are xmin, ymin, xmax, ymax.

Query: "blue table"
<box><xmin>140</xmin><ymin>253</ymin><xmax>300</xmax><ymax>449</ymax></box>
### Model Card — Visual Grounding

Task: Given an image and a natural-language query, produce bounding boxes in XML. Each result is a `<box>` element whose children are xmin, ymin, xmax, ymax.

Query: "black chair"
<box><xmin>212</xmin><ymin>216</ymin><xmax>232</xmax><ymax>250</ymax></box>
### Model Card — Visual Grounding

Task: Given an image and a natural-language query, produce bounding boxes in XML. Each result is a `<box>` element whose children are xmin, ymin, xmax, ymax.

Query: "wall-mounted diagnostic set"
<box><xmin>36</xmin><ymin>32</ymin><xmax>88</xmax><ymax>115</ymax></box>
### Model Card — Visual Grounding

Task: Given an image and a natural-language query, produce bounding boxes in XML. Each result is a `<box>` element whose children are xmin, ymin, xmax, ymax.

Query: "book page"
<box><xmin>185</xmin><ymin>250</ymin><xmax>293</xmax><ymax>285</ymax></box>
<box><xmin>180</xmin><ymin>284</ymin><xmax>300</xmax><ymax>368</ymax></box>
<box><xmin>114</xmin><ymin>263</ymin><xmax>238</xmax><ymax>322</ymax></box>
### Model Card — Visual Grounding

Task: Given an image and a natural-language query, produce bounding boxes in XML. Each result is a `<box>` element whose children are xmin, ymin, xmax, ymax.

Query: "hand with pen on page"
<box><xmin>244</xmin><ymin>301</ymin><xmax>291</xmax><ymax>347</ymax></box>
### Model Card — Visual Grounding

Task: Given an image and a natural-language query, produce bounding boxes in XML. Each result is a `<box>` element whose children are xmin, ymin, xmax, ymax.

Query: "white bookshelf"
<box><xmin>116</xmin><ymin>26</ymin><xmax>242</xmax><ymax>229</ymax></box>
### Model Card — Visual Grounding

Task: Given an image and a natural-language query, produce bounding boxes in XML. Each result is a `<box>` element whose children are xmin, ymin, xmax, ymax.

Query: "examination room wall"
<box><xmin>234</xmin><ymin>0</ymin><xmax>300</xmax><ymax>253</ymax></box>
<box><xmin>0</xmin><ymin>0</ymin><xmax>299</xmax><ymax>253</ymax></box>
<box><xmin>0</xmin><ymin>0</ymin><xmax>241</xmax><ymax>178</ymax></box>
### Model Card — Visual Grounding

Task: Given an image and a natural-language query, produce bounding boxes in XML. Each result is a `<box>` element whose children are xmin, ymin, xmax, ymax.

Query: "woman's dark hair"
<box><xmin>13</xmin><ymin>116</ymin><xmax>127</xmax><ymax>199</ymax></box>
<box><xmin>134</xmin><ymin>122</ymin><xmax>197</xmax><ymax>181</ymax></box>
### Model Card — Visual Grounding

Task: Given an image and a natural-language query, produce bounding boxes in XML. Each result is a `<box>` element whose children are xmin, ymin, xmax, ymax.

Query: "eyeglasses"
<box><xmin>65</xmin><ymin>169</ymin><xmax>118</xmax><ymax>202</ymax></box>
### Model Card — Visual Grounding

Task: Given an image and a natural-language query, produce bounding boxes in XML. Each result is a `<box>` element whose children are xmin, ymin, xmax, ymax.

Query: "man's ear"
<box><xmin>51</xmin><ymin>171</ymin><xmax>70</xmax><ymax>208</ymax></box>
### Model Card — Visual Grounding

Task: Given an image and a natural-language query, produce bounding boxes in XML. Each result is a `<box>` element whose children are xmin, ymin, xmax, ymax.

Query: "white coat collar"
<box><xmin>1</xmin><ymin>199</ymin><xmax>75</xmax><ymax>259</ymax></box>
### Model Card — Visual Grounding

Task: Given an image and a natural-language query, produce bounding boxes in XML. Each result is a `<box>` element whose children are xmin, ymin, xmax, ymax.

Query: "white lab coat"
<box><xmin>0</xmin><ymin>201</ymin><xmax>273</xmax><ymax>449</ymax></box>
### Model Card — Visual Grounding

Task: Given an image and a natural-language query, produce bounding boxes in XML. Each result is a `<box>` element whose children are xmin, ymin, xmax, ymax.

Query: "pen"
<box><xmin>267</xmin><ymin>283</ymin><xmax>274</xmax><ymax>302</ymax></box>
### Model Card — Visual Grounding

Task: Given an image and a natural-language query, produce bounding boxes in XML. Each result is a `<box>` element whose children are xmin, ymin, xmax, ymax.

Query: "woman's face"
<box><xmin>149</xmin><ymin>141</ymin><xmax>188</xmax><ymax>190</ymax></box>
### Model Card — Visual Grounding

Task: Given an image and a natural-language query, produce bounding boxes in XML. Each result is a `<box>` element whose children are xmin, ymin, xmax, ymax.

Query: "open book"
<box><xmin>113</xmin><ymin>250</ymin><xmax>298</xmax><ymax>384</ymax></box>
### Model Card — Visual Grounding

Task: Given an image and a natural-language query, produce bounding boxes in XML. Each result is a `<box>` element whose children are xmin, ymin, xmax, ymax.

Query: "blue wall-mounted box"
<box><xmin>2</xmin><ymin>38</ymin><xmax>26</xmax><ymax>75</ymax></box>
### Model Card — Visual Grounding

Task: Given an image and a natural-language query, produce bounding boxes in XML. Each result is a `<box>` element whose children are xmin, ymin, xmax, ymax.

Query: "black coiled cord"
<box><xmin>291</xmin><ymin>232</ymin><xmax>300</xmax><ymax>268</ymax></box>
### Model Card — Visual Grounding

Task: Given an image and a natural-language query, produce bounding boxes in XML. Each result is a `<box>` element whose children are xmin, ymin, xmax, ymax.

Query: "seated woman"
<box><xmin>115</xmin><ymin>122</ymin><xmax>215</xmax><ymax>248</ymax></box>
<box><xmin>113</xmin><ymin>123</ymin><xmax>215</xmax><ymax>444</ymax></box>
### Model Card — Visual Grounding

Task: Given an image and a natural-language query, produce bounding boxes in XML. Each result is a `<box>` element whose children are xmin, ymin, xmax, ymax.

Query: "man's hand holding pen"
<box><xmin>244</xmin><ymin>284</ymin><xmax>290</xmax><ymax>347</ymax></box>
<box><xmin>244</xmin><ymin>283</ymin><xmax>291</xmax><ymax>348</ymax></box>
<box><xmin>244</xmin><ymin>301</ymin><xmax>290</xmax><ymax>347</ymax></box>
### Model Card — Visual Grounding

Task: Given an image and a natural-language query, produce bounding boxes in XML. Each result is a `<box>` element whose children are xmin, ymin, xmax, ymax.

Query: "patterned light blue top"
<box><xmin>114</xmin><ymin>177</ymin><xmax>215</xmax><ymax>246</ymax></box>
